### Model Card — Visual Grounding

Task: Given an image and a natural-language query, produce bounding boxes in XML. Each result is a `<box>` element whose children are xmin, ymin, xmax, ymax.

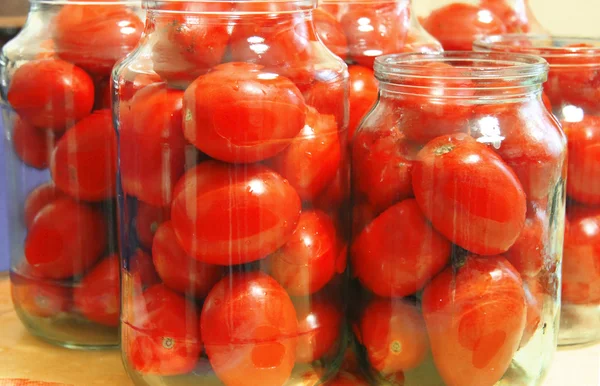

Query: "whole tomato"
<box><xmin>351</xmin><ymin>199</ymin><xmax>451</xmax><ymax>298</ymax></box>
<box><xmin>152</xmin><ymin>221</ymin><xmax>223</xmax><ymax>298</ymax></box>
<box><xmin>23</xmin><ymin>182</ymin><xmax>67</xmax><ymax>229</ymax></box>
<box><xmin>340</xmin><ymin>2</ymin><xmax>409</xmax><ymax>68</ymax></box>
<box><xmin>53</xmin><ymin>2</ymin><xmax>143</xmax><ymax>76</ymax></box>
<box><xmin>171</xmin><ymin>161</ymin><xmax>301</xmax><ymax>265</ymax></box>
<box><xmin>269</xmin><ymin>210</ymin><xmax>338</xmax><ymax>296</ymax></box>
<box><xmin>352</xmin><ymin>126</ymin><xmax>419</xmax><ymax>215</ymax></box>
<box><xmin>24</xmin><ymin>198</ymin><xmax>107</xmax><ymax>279</ymax></box>
<box><xmin>423</xmin><ymin>3</ymin><xmax>507</xmax><ymax>51</ymax></box>
<box><xmin>563</xmin><ymin>115</ymin><xmax>600</xmax><ymax>205</ymax></box>
<box><xmin>51</xmin><ymin>110</ymin><xmax>117</xmax><ymax>201</ymax></box>
<box><xmin>347</xmin><ymin>65</ymin><xmax>378</xmax><ymax>141</ymax></box>
<box><xmin>135</xmin><ymin>202</ymin><xmax>171</xmax><ymax>250</ymax></box>
<box><xmin>294</xmin><ymin>295</ymin><xmax>343</xmax><ymax>363</ymax></box>
<box><xmin>360</xmin><ymin>298</ymin><xmax>428</xmax><ymax>374</ymax></box>
<box><xmin>124</xmin><ymin>284</ymin><xmax>201</xmax><ymax>375</ymax></box>
<box><xmin>74</xmin><ymin>254</ymin><xmax>120</xmax><ymax>327</ymax></box>
<box><xmin>412</xmin><ymin>133</ymin><xmax>527</xmax><ymax>255</ymax></box>
<box><xmin>504</xmin><ymin>206</ymin><xmax>548</xmax><ymax>278</ymax></box>
<box><xmin>520</xmin><ymin>278</ymin><xmax>544</xmax><ymax>348</ymax></box>
<box><xmin>422</xmin><ymin>255</ymin><xmax>526</xmax><ymax>386</ymax></box>
<box><xmin>183</xmin><ymin>62</ymin><xmax>307</xmax><ymax>163</ymax></box>
<box><xmin>7</xmin><ymin>59</ymin><xmax>94</xmax><ymax>131</ymax></box>
<box><xmin>12</xmin><ymin>116</ymin><xmax>58</xmax><ymax>170</ymax></box>
<box><xmin>562</xmin><ymin>206</ymin><xmax>600</xmax><ymax>305</ymax></box>
<box><xmin>270</xmin><ymin>107</ymin><xmax>341</xmax><ymax>201</ymax></box>
<box><xmin>301</xmin><ymin>67</ymin><xmax>347</xmax><ymax>131</ymax></box>
<box><xmin>120</xmin><ymin>84</ymin><xmax>186</xmax><ymax>206</ymax></box>
<box><xmin>10</xmin><ymin>268</ymin><xmax>71</xmax><ymax>318</ymax></box>
<box><xmin>201</xmin><ymin>272</ymin><xmax>298</xmax><ymax>386</ymax></box>
<box><xmin>313</xmin><ymin>8</ymin><xmax>348</xmax><ymax>60</ymax></box>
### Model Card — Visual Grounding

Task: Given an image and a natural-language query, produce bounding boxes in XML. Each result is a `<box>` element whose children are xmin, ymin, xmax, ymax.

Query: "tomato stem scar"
<box><xmin>433</xmin><ymin>144</ymin><xmax>454</xmax><ymax>156</ymax></box>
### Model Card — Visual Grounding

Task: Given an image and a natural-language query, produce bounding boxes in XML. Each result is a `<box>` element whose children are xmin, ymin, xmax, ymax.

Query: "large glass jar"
<box><xmin>475</xmin><ymin>35</ymin><xmax>600</xmax><ymax>346</ymax></box>
<box><xmin>417</xmin><ymin>0</ymin><xmax>545</xmax><ymax>51</ymax></box>
<box><xmin>0</xmin><ymin>0</ymin><xmax>143</xmax><ymax>348</ymax></box>
<box><xmin>350</xmin><ymin>52</ymin><xmax>565</xmax><ymax>385</ymax></box>
<box><xmin>315</xmin><ymin>0</ymin><xmax>442</xmax><ymax>140</ymax></box>
<box><xmin>114</xmin><ymin>1</ymin><xmax>349</xmax><ymax>385</ymax></box>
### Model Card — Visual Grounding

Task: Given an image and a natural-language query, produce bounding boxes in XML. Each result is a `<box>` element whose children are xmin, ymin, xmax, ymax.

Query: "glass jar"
<box><xmin>350</xmin><ymin>52</ymin><xmax>565</xmax><ymax>385</ymax></box>
<box><xmin>475</xmin><ymin>35</ymin><xmax>600</xmax><ymax>346</ymax></box>
<box><xmin>418</xmin><ymin>0</ymin><xmax>545</xmax><ymax>51</ymax></box>
<box><xmin>316</xmin><ymin>0</ymin><xmax>442</xmax><ymax>140</ymax></box>
<box><xmin>114</xmin><ymin>1</ymin><xmax>349</xmax><ymax>385</ymax></box>
<box><xmin>0</xmin><ymin>0</ymin><xmax>144</xmax><ymax>348</ymax></box>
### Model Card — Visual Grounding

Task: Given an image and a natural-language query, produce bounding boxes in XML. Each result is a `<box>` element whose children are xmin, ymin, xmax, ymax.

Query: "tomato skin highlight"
<box><xmin>24</xmin><ymin>182</ymin><xmax>67</xmax><ymax>229</ymax></box>
<box><xmin>24</xmin><ymin>198</ymin><xmax>107</xmax><ymax>280</ymax></box>
<box><xmin>74</xmin><ymin>254</ymin><xmax>120</xmax><ymax>327</ymax></box>
<box><xmin>351</xmin><ymin>199</ymin><xmax>451</xmax><ymax>298</ymax></box>
<box><xmin>347</xmin><ymin>65</ymin><xmax>378</xmax><ymax>141</ymax></box>
<box><xmin>183</xmin><ymin>62</ymin><xmax>307</xmax><ymax>164</ymax></box>
<box><xmin>422</xmin><ymin>255</ymin><xmax>526</xmax><ymax>386</ymax></box>
<box><xmin>171</xmin><ymin>161</ymin><xmax>301</xmax><ymax>266</ymax></box>
<box><xmin>360</xmin><ymin>298</ymin><xmax>428</xmax><ymax>373</ymax></box>
<box><xmin>152</xmin><ymin>221</ymin><xmax>223</xmax><ymax>298</ymax></box>
<box><xmin>412</xmin><ymin>133</ymin><xmax>527</xmax><ymax>256</ymax></box>
<box><xmin>201</xmin><ymin>272</ymin><xmax>298</xmax><ymax>386</ymax></box>
<box><xmin>7</xmin><ymin>59</ymin><xmax>94</xmax><ymax>131</ymax></box>
<box><xmin>51</xmin><ymin>110</ymin><xmax>117</xmax><ymax>201</ymax></box>
<box><xmin>124</xmin><ymin>284</ymin><xmax>201</xmax><ymax>375</ymax></box>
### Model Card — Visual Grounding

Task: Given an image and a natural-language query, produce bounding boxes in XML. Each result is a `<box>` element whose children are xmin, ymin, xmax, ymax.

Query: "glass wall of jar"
<box><xmin>350</xmin><ymin>52</ymin><xmax>566</xmax><ymax>386</ymax></box>
<box><xmin>114</xmin><ymin>1</ymin><xmax>350</xmax><ymax>385</ymax></box>
<box><xmin>315</xmin><ymin>0</ymin><xmax>442</xmax><ymax>141</ymax></box>
<box><xmin>475</xmin><ymin>35</ymin><xmax>600</xmax><ymax>346</ymax></box>
<box><xmin>0</xmin><ymin>0</ymin><xmax>143</xmax><ymax>348</ymax></box>
<box><xmin>416</xmin><ymin>0</ymin><xmax>545</xmax><ymax>51</ymax></box>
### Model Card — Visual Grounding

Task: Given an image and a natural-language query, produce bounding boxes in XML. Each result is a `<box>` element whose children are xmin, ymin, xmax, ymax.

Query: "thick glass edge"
<box><xmin>474</xmin><ymin>34</ymin><xmax>600</xmax><ymax>59</ymax></box>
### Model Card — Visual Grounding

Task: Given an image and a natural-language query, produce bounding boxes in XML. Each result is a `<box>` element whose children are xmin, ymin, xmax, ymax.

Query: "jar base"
<box><xmin>558</xmin><ymin>303</ymin><xmax>600</xmax><ymax>347</ymax></box>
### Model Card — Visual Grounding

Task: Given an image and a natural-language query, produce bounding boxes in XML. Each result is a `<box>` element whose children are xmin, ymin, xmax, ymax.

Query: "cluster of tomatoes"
<box><xmin>422</xmin><ymin>0</ymin><xmax>542</xmax><ymax>51</ymax></box>
<box><xmin>350</xmin><ymin>60</ymin><xmax>566</xmax><ymax>385</ymax></box>
<box><xmin>7</xmin><ymin>2</ymin><xmax>144</xmax><ymax>331</ymax></box>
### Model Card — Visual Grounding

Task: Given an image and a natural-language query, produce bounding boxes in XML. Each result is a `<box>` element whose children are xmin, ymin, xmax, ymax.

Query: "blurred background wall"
<box><xmin>0</xmin><ymin>0</ymin><xmax>598</xmax><ymax>271</ymax></box>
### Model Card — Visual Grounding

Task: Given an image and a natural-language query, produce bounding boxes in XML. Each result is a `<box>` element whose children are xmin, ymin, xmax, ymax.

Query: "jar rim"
<box><xmin>144</xmin><ymin>0</ymin><xmax>316</xmax><ymax>12</ymax></box>
<box><xmin>374</xmin><ymin>51</ymin><xmax>548</xmax><ymax>83</ymax></box>
<box><xmin>30</xmin><ymin>0</ymin><xmax>141</xmax><ymax>4</ymax></box>
<box><xmin>474</xmin><ymin>34</ymin><xmax>600</xmax><ymax>65</ymax></box>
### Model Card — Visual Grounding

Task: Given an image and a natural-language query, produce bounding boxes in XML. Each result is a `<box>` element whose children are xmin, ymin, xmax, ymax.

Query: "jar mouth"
<box><xmin>374</xmin><ymin>51</ymin><xmax>548</xmax><ymax>83</ymax></box>
<box><xmin>145</xmin><ymin>0</ymin><xmax>316</xmax><ymax>13</ymax></box>
<box><xmin>474</xmin><ymin>34</ymin><xmax>600</xmax><ymax>67</ymax></box>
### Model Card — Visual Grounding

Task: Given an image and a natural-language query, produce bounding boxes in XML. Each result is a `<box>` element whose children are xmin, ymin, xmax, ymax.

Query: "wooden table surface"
<box><xmin>0</xmin><ymin>276</ymin><xmax>598</xmax><ymax>386</ymax></box>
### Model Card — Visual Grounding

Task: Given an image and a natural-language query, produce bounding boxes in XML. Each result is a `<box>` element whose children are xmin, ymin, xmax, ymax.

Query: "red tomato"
<box><xmin>51</xmin><ymin>110</ymin><xmax>117</xmax><ymax>201</ymax></box>
<box><xmin>327</xmin><ymin>371</ymin><xmax>370</xmax><ymax>386</ymax></box>
<box><xmin>352</xmin><ymin>126</ymin><xmax>418</xmax><ymax>215</ymax></box>
<box><xmin>423</xmin><ymin>3</ymin><xmax>507</xmax><ymax>51</ymax></box>
<box><xmin>360</xmin><ymin>298</ymin><xmax>428</xmax><ymax>373</ymax></box>
<box><xmin>10</xmin><ymin>269</ymin><xmax>71</xmax><ymax>318</ymax></box>
<box><xmin>477</xmin><ymin>104</ymin><xmax>566</xmax><ymax>201</ymax></box>
<box><xmin>130</xmin><ymin>248</ymin><xmax>161</xmax><ymax>289</ymax></box>
<box><xmin>125</xmin><ymin>284</ymin><xmax>201</xmax><ymax>375</ymax></box>
<box><xmin>53</xmin><ymin>2</ymin><xmax>143</xmax><ymax>76</ymax></box>
<box><xmin>118</xmin><ymin>70</ymin><xmax>163</xmax><ymax>102</ymax></box>
<box><xmin>201</xmin><ymin>272</ymin><xmax>298</xmax><ymax>386</ymax></box>
<box><xmin>294</xmin><ymin>296</ymin><xmax>342</xmax><ymax>363</ymax></box>
<box><xmin>24</xmin><ymin>198</ymin><xmax>107</xmax><ymax>279</ymax></box>
<box><xmin>480</xmin><ymin>0</ymin><xmax>531</xmax><ymax>32</ymax></box>
<box><xmin>563</xmin><ymin>115</ymin><xmax>600</xmax><ymax>205</ymax></box>
<box><xmin>135</xmin><ymin>202</ymin><xmax>171</xmax><ymax>249</ymax></box>
<box><xmin>171</xmin><ymin>161</ymin><xmax>301</xmax><ymax>265</ymax></box>
<box><xmin>347</xmin><ymin>65</ymin><xmax>378</xmax><ymax>141</ymax></box>
<box><xmin>95</xmin><ymin>78</ymin><xmax>112</xmax><ymax>110</ymax></box>
<box><xmin>504</xmin><ymin>206</ymin><xmax>547</xmax><ymax>277</ymax></box>
<box><xmin>313</xmin><ymin>162</ymin><xmax>350</xmax><ymax>214</ymax></box>
<box><xmin>152</xmin><ymin>221</ymin><xmax>223</xmax><ymax>298</ymax></box>
<box><xmin>422</xmin><ymin>255</ymin><xmax>526</xmax><ymax>386</ymax></box>
<box><xmin>12</xmin><ymin>116</ymin><xmax>58</xmax><ymax>169</ymax></box>
<box><xmin>313</xmin><ymin>8</ymin><xmax>348</xmax><ymax>60</ymax></box>
<box><xmin>23</xmin><ymin>182</ymin><xmax>67</xmax><ymax>229</ymax></box>
<box><xmin>269</xmin><ymin>210</ymin><xmax>338</xmax><ymax>296</ymax></box>
<box><xmin>183</xmin><ymin>62</ymin><xmax>307</xmax><ymax>163</ymax></box>
<box><xmin>120</xmin><ymin>84</ymin><xmax>186</xmax><ymax>206</ymax></box>
<box><xmin>270</xmin><ymin>107</ymin><xmax>341</xmax><ymax>201</ymax></box>
<box><xmin>412</xmin><ymin>133</ymin><xmax>527</xmax><ymax>255</ymax></box>
<box><xmin>562</xmin><ymin>206</ymin><xmax>600</xmax><ymax>305</ymax></box>
<box><xmin>520</xmin><ymin>278</ymin><xmax>544</xmax><ymax>348</ymax></box>
<box><xmin>542</xmin><ymin>92</ymin><xmax>552</xmax><ymax>112</ymax></box>
<box><xmin>301</xmin><ymin>67</ymin><xmax>346</xmax><ymax>133</ymax></box>
<box><xmin>73</xmin><ymin>254</ymin><xmax>120</xmax><ymax>326</ymax></box>
<box><xmin>340</xmin><ymin>3</ymin><xmax>409</xmax><ymax>68</ymax></box>
<box><xmin>7</xmin><ymin>59</ymin><xmax>94</xmax><ymax>131</ymax></box>
<box><xmin>352</xmin><ymin>201</ymin><xmax>379</xmax><ymax>238</ymax></box>
<box><xmin>351</xmin><ymin>199</ymin><xmax>451</xmax><ymax>297</ymax></box>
